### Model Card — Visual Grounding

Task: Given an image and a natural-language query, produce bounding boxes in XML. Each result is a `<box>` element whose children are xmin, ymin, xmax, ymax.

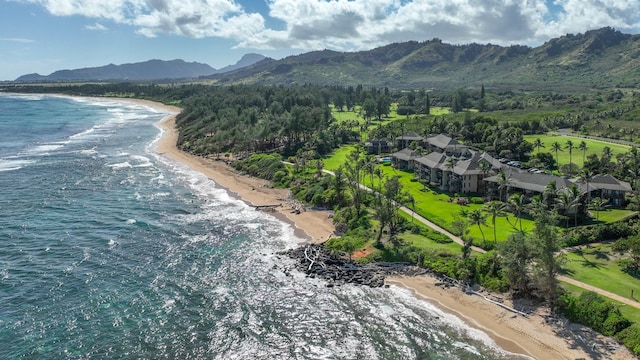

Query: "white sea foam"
<box><xmin>27</xmin><ymin>142</ymin><xmax>67</xmax><ymax>155</ymax></box>
<box><xmin>388</xmin><ymin>285</ymin><xmax>535</xmax><ymax>359</ymax></box>
<box><xmin>108</xmin><ymin>162</ymin><xmax>133</xmax><ymax>169</ymax></box>
<box><xmin>0</xmin><ymin>158</ymin><xmax>37</xmax><ymax>172</ymax></box>
<box><xmin>2</xmin><ymin>93</ymin><xmax>45</xmax><ymax>101</ymax></box>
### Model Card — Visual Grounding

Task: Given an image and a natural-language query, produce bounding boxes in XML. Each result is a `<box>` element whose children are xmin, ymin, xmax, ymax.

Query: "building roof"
<box><xmin>414</xmin><ymin>152</ymin><xmax>447</xmax><ymax>168</ymax></box>
<box><xmin>365</xmin><ymin>138</ymin><xmax>392</xmax><ymax>146</ymax></box>
<box><xmin>574</xmin><ymin>174</ymin><xmax>633</xmax><ymax>193</ymax></box>
<box><xmin>392</xmin><ymin>148</ymin><xmax>421</xmax><ymax>161</ymax></box>
<box><xmin>397</xmin><ymin>131</ymin><xmax>424</xmax><ymax>142</ymax></box>
<box><xmin>426</xmin><ymin>134</ymin><xmax>459</xmax><ymax>150</ymax></box>
<box><xmin>484</xmin><ymin>171</ymin><xmax>574</xmax><ymax>193</ymax></box>
<box><xmin>452</xmin><ymin>152</ymin><xmax>502</xmax><ymax>176</ymax></box>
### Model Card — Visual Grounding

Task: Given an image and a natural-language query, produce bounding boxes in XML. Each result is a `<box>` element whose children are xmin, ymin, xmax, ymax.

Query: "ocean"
<box><xmin>0</xmin><ymin>93</ymin><xmax>517</xmax><ymax>359</ymax></box>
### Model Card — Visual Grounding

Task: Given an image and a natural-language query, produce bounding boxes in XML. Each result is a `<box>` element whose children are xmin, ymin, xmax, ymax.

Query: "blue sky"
<box><xmin>1</xmin><ymin>0</ymin><xmax>639</xmax><ymax>81</ymax></box>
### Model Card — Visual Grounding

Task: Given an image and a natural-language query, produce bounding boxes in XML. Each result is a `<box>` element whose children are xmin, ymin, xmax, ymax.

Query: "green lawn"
<box><xmin>377</xmin><ymin>165</ymin><xmax>534</xmax><ymax>244</ymax></box>
<box><xmin>400</xmin><ymin>232</ymin><xmax>463</xmax><ymax>253</ymax></box>
<box><xmin>591</xmin><ymin>209</ymin><xmax>638</xmax><ymax>224</ymax></box>
<box><xmin>430</xmin><ymin>107</ymin><xmax>450</xmax><ymax>116</ymax></box>
<box><xmin>563</xmin><ymin>244</ymin><xmax>640</xmax><ymax>303</ymax></box>
<box><xmin>322</xmin><ymin>145</ymin><xmax>357</xmax><ymax>171</ymax></box>
<box><xmin>524</xmin><ymin>134</ymin><xmax>631</xmax><ymax>169</ymax></box>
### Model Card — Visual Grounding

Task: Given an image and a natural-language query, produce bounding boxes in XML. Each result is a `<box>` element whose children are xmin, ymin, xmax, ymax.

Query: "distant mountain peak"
<box><xmin>13</xmin><ymin>55</ymin><xmax>267</xmax><ymax>82</ymax></box>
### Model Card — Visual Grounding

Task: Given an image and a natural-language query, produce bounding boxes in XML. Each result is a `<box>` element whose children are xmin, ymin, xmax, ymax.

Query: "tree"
<box><xmin>362</xmin><ymin>98</ymin><xmax>377</xmax><ymax>120</ymax></box>
<box><xmin>468</xmin><ymin>209</ymin><xmax>488</xmax><ymax>243</ymax></box>
<box><xmin>551</xmin><ymin>141</ymin><xmax>563</xmax><ymax>169</ymax></box>
<box><xmin>578</xmin><ymin>140</ymin><xmax>588</xmax><ymax>164</ymax></box>
<box><xmin>343</xmin><ymin>150</ymin><xmax>366</xmax><ymax>218</ymax></box>
<box><xmin>483</xmin><ymin>201</ymin><xmax>507</xmax><ymax>243</ymax></box>
<box><xmin>508</xmin><ymin>193</ymin><xmax>527</xmax><ymax>232</ymax></box>
<box><xmin>589</xmin><ymin>197</ymin><xmax>609</xmax><ymax>220</ymax></box>
<box><xmin>533</xmin><ymin>138</ymin><xmax>545</xmax><ymax>154</ymax></box>
<box><xmin>499</xmin><ymin>232</ymin><xmax>532</xmax><ymax>294</ymax></box>
<box><xmin>478</xmin><ymin>161</ymin><xmax>491</xmax><ymax>194</ymax></box>
<box><xmin>565</xmin><ymin>140</ymin><xmax>575</xmax><ymax>169</ymax></box>
<box><xmin>577</xmin><ymin>169</ymin><xmax>594</xmax><ymax>205</ymax></box>
<box><xmin>478</xmin><ymin>84</ymin><xmax>486</xmax><ymax>112</ymax></box>
<box><xmin>425</xmin><ymin>93</ymin><xmax>431</xmax><ymax>115</ymax></box>
<box><xmin>445</xmin><ymin>157</ymin><xmax>458</xmax><ymax>192</ymax></box>
<box><xmin>451</xmin><ymin>88</ymin><xmax>467</xmax><ymax>113</ymax></box>
<box><xmin>530</xmin><ymin>209</ymin><xmax>564</xmax><ymax>309</ymax></box>
<box><xmin>496</xmin><ymin>170</ymin><xmax>511</xmax><ymax>202</ymax></box>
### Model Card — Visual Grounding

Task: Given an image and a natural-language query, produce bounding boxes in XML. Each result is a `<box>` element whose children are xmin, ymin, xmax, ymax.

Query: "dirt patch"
<box><xmin>352</xmin><ymin>248</ymin><xmax>374</xmax><ymax>260</ymax></box>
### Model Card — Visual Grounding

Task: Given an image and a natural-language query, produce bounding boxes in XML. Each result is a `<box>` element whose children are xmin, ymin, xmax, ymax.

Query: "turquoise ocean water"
<box><xmin>0</xmin><ymin>93</ymin><xmax>521</xmax><ymax>359</ymax></box>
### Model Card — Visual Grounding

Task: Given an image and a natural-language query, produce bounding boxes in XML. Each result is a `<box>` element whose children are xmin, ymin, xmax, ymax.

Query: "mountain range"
<box><xmin>212</xmin><ymin>27</ymin><xmax>640</xmax><ymax>91</ymax></box>
<box><xmin>15</xmin><ymin>54</ymin><xmax>266</xmax><ymax>82</ymax></box>
<box><xmin>14</xmin><ymin>27</ymin><xmax>640</xmax><ymax>91</ymax></box>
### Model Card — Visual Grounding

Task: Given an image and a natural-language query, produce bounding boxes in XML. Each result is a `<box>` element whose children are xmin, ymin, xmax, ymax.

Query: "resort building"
<box><xmin>364</xmin><ymin>138</ymin><xmax>393</xmax><ymax>155</ymax></box>
<box><xmin>483</xmin><ymin>171</ymin><xmax>632</xmax><ymax>206</ymax></box>
<box><xmin>391</xmin><ymin>133</ymin><xmax>503</xmax><ymax>194</ymax></box>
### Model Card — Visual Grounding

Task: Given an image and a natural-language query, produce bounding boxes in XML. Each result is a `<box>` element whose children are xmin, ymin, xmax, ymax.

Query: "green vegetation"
<box><xmin>524</xmin><ymin>134</ymin><xmax>630</xmax><ymax>169</ymax></box>
<box><xmin>563</xmin><ymin>244</ymin><xmax>640</xmax><ymax>302</ymax></box>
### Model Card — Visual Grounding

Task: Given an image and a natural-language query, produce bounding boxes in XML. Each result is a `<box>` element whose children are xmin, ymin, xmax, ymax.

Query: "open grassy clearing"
<box><xmin>524</xmin><ymin>134</ymin><xmax>630</xmax><ymax>168</ymax></box>
<box><xmin>322</xmin><ymin>144</ymin><xmax>357</xmax><ymax>171</ymax></box>
<box><xmin>562</xmin><ymin>244</ymin><xmax>640</xmax><ymax>303</ymax></box>
<box><xmin>590</xmin><ymin>209</ymin><xmax>638</xmax><ymax>224</ymax></box>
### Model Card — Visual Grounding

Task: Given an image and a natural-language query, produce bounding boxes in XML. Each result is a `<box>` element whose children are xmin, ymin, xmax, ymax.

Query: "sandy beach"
<box><xmin>141</xmin><ymin>99</ymin><xmax>632</xmax><ymax>360</ymax></box>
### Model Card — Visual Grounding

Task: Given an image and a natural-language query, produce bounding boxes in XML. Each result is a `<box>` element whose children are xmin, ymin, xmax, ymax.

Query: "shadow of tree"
<box><xmin>591</xmin><ymin>249</ymin><xmax>610</xmax><ymax>261</ymax></box>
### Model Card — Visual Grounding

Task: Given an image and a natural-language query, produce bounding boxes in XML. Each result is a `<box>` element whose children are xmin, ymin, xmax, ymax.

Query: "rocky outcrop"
<box><xmin>280</xmin><ymin>244</ymin><xmax>428</xmax><ymax>288</ymax></box>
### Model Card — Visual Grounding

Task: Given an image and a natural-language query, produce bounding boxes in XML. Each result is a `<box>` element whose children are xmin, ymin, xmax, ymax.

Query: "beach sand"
<box><xmin>141</xmin><ymin>100</ymin><xmax>632</xmax><ymax>360</ymax></box>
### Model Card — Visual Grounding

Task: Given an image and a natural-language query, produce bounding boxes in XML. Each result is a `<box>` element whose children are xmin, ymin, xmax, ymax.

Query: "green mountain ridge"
<box><xmin>215</xmin><ymin>27</ymin><xmax>640</xmax><ymax>91</ymax></box>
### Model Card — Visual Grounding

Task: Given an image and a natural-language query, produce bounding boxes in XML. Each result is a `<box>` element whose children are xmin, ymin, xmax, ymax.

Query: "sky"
<box><xmin>1</xmin><ymin>0</ymin><xmax>639</xmax><ymax>81</ymax></box>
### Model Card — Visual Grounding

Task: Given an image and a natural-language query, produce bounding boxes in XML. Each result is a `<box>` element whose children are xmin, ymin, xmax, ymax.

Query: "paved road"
<box><xmin>318</xmin><ymin>165</ymin><xmax>640</xmax><ymax>308</ymax></box>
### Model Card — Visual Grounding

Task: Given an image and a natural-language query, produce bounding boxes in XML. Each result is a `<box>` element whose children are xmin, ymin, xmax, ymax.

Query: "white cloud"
<box><xmin>15</xmin><ymin>0</ymin><xmax>640</xmax><ymax>51</ymax></box>
<box><xmin>85</xmin><ymin>22</ymin><xmax>108</xmax><ymax>31</ymax></box>
<box><xmin>0</xmin><ymin>38</ymin><xmax>36</xmax><ymax>43</ymax></box>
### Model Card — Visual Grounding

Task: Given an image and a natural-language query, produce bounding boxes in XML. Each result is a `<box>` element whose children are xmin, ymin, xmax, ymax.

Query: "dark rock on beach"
<box><xmin>280</xmin><ymin>244</ymin><xmax>429</xmax><ymax>288</ymax></box>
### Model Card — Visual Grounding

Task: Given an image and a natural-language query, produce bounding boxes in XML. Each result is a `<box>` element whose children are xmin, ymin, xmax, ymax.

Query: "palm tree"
<box><xmin>577</xmin><ymin>169</ymin><xmax>595</xmax><ymax>205</ymax></box>
<box><xmin>445</xmin><ymin>157</ymin><xmax>458</xmax><ymax>192</ymax></box>
<box><xmin>468</xmin><ymin>209</ymin><xmax>487</xmax><ymax>243</ymax></box>
<box><xmin>565</xmin><ymin>140</ymin><xmax>575</xmax><ymax>168</ymax></box>
<box><xmin>551</xmin><ymin>141</ymin><xmax>563</xmax><ymax>170</ymax></box>
<box><xmin>578</xmin><ymin>140</ymin><xmax>588</xmax><ymax>165</ymax></box>
<box><xmin>557</xmin><ymin>185</ymin><xmax>581</xmax><ymax>227</ymax></box>
<box><xmin>543</xmin><ymin>180</ymin><xmax>558</xmax><ymax>208</ymax></box>
<box><xmin>483</xmin><ymin>201</ymin><xmax>507</xmax><ymax>243</ymax></box>
<box><xmin>478</xmin><ymin>160</ymin><xmax>491</xmax><ymax>194</ymax></box>
<box><xmin>589</xmin><ymin>197</ymin><xmax>609</xmax><ymax>220</ymax></box>
<box><xmin>533</xmin><ymin>138</ymin><xmax>545</xmax><ymax>154</ymax></box>
<box><xmin>496</xmin><ymin>170</ymin><xmax>511</xmax><ymax>202</ymax></box>
<box><xmin>508</xmin><ymin>193</ymin><xmax>527</xmax><ymax>232</ymax></box>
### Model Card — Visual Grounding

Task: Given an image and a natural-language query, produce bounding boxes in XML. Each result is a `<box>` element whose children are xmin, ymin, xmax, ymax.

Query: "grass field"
<box><xmin>562</xmin><ymin>244</ymin><xmax>640</xmax><ymax>303</ymax></box>
<box><xmin>524</xmin><ymin>134</ymin><xmax>631</xmax><ymax>169</ymax></box>
<box><xmin>377</xmin><ymin>164</ymin><xmax>534</xmax><ymax>244</ymax></box>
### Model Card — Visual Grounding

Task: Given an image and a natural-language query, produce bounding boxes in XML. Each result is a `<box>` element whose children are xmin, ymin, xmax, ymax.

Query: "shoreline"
<box><xmin>135</xmin><ymin>98</ymin><xmax>632</xmax><ymax>360</ymax></box>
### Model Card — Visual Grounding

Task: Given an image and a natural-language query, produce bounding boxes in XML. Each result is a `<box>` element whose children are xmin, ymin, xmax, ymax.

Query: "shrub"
<box><xmin>560</xmin><ymin>292</ymin><xmax>631</xmax><ymax>336</ymax></box>
<box><xmin>616</xmin><ymin>324</ymin><xmax>640</xmax><ymax>356</ymax></box>
<box><xmin>469</xmin><ymin>197</ymin><xmax>484</xmax><ymax>204</ymax></box>
<box><xmin>562</xmin><ymin>220</ymin><xmax>640</xmax><ymax>247</ymax></box>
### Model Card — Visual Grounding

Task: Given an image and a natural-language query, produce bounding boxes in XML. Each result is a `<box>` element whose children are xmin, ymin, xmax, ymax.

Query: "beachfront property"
<box><xmin>391</xmin><ymin>133</ymin><xmax>503</xmax><ymax>194</ymax></box>
<box><xmin>391</xmin><ymin>132</ymin><xmax>633</xmax><ymax>202</ymax></box>
<box><xmin>484</xmin><ymin>171</ymin><xmax>632</xmax><ymax>206</ymax></box>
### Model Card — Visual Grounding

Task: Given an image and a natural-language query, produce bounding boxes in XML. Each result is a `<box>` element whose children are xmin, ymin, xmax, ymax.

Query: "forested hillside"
<box><xmin>213</xmin><ymin>27</ymin><xmax>640</xmax><ymax>90</ymax></box>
